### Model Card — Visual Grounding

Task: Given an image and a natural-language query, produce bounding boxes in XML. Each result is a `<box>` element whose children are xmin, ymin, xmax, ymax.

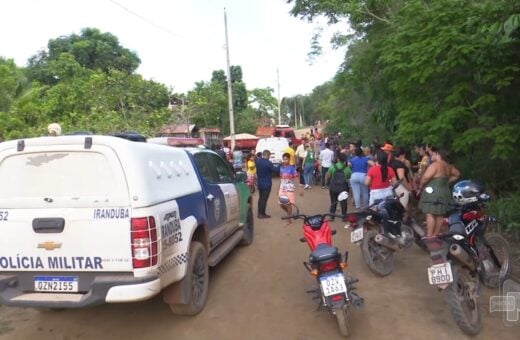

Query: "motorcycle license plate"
<box><xmin>427</xmin><ymin>263</ymin><xmax>454</xmax><ymax>285</ymax></box>
<box><xmin>320</xmin><ymin>273</ymin><xmax>347</xmax><ymax>297</ymax></box>
<box><xmin>34</xmin><ymin>276</ymin><xmax>78</xmax><ymax>292</ymax></box>
<box><xmin>350</xmin><ymin>228</ymin><xmax>364</xmax><ymax>243</ymax></box>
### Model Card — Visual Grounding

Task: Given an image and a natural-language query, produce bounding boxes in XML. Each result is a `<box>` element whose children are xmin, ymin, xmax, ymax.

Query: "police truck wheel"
<box><xmin>169</xmin><ymin>241</ymin><xmax>209</xmax><ymax>315</ymax></box>
<box><xmin>240</xmin><ymin>207</ymin><xmax>254</xmax><ymax>246</ymax></box>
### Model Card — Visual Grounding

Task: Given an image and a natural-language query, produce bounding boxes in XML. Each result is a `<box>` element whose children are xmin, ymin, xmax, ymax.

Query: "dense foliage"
<box><xmin>0</xmin><ymin>28</ymin><xmax>278</xmax><ymax>140</ymax></box>
<box><xmin>288</xmin><ymin>0</ymin><xmax>520</xmax><ymax>234</ymax></box>
<box><xmin>288</xmin><ymin>0</ymin><xmax>520</xmax><ymax>194</ymax></box>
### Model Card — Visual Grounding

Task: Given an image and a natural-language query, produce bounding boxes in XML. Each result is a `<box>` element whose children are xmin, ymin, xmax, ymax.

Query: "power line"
<box><xmin>108</xmin><ymin>0</ymin><xmax>185</xmax><ymax>39</ymax></box>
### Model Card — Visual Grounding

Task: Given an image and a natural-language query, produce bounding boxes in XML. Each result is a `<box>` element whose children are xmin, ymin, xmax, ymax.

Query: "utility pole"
<box><xmin>182</xmin><ymin>97</ymin><xmax>190</xmax><ymax>138</ymax></box>
<box><xmin>294</xmin><ymin>98</ymin><xmax>297</xmax><ymax>129</ymax></box>
<box><xmin>224</xmin><ymin>8</ymin><xmax>235</xmax><ymax>151</ymax></box>
<box><xmin>300</xmin><ymin>97</ymin><xmax>304</xmax><ymax>126</ymax></box>
<box><xmin>277</xmin><ymin>68</ymin><xmax>281</xmax><ymax>126</ymax></box>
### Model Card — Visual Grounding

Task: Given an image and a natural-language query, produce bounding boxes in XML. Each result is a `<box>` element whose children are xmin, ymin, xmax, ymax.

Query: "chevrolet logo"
<box><xmin>37</xmin><ymin>241</ymin><xmax>62</xmax><ymax>251</ymax></box>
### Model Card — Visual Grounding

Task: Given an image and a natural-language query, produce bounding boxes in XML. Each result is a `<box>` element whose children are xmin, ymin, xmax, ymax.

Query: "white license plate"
<box><xmin>320</xmin><ymin>273</ymin><xmax>347</xmax><ymax>297</ymax></box>
<box><xmin>34</xmin><ymin>276</ymin><xmax>78</xmax><ymax>292</ymax></box>
<box><xmin>427</xmin><ymin>263</ymin><xmax>454</xmax><ymax>285</ymax></box>
<box><xmin>350</xmin><ymin>228</ymin><xmax>364</xmax><ymax>243</ymax></box>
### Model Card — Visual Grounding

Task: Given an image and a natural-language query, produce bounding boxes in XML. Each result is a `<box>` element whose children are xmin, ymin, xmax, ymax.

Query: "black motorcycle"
<box><xmin>424</xmin><ymin>182</ymin><xmax>511</xmax><ymax>335</ymax></box>
<box><xmin>346</xmin><ymin>180</ymin><xmax>425</xmax><ymax>276</ymax></box>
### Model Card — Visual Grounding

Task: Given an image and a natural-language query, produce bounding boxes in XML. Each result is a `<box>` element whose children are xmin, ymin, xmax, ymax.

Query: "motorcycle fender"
<box><xmin>325</xmin><ymin>294</ymin><xmax>348</xmax><ymax>309</ymax></box>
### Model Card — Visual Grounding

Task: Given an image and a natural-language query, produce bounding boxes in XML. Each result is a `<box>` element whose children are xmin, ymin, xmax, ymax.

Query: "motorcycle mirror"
<box><xmin>337</xmin><ymin>191</ymin><xmax>349</xmax><ymax>202</ymax></box>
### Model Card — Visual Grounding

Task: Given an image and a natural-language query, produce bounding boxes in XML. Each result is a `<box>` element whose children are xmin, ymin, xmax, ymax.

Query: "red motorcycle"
<box><xmin>281</xmin><ymin>192</ymin><xmax>364</xmax><ymax>337</ymax></box>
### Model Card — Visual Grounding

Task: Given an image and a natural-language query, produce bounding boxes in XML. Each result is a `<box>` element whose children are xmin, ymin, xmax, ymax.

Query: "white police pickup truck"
<box><xmin>0</xmin><ymin>134</ymin><xmax>253</xmax><ymax>315</ymax></box>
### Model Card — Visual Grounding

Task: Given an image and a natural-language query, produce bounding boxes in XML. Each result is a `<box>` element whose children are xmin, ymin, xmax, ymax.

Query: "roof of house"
<box><xmin>199</xmin><ymin>127</ymin><xmax>221</xmax><ymax>133</ymax></box>
<box><xmin>160</xmin><ymin>124</ymin><xmax>197</xmax><ymax>134</ymax></box>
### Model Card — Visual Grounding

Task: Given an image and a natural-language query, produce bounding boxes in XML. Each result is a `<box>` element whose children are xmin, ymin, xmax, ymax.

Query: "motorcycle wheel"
<box><xmin>481</xmin><ymin>232</ymin><xmax>511</xmax><ymax>288</ymax></box>
<box><xmin>444</xmin><ymin>265</ymin><xmax>481</xmax><ymax>336</ymax></box>
<box><xmin>361</xmin><ymin>229</ymin><xmax>394</xmax><ymax>276</ymax></box>
<box><xmin>335</xmin><ymin>305</ymin><xmax>350</xmax><ymax>337</ymax></box>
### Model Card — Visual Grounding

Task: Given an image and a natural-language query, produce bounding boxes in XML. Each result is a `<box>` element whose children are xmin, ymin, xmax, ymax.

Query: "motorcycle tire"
<box><xmin>443</xmin><ymin>265</ymin><xmax>481</xmax><ymax>336</ymax></box>
<box><xmin>361</xmin><ymin>229</ymin><xmax>394</xmax><ymax>276</ymax></box>
<box><xmin>481</xmin><ymin>232</ymin><xmax>511</xmax><ymax>288</ymax></box>
<box><xmin>335</xmin><ymin>305</ymin><xmax>351</xmax><ymax>337</ymax></box>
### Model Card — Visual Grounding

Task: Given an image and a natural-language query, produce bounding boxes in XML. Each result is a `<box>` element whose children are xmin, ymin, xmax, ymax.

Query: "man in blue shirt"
<box><xmin>255</xmin><ymin>150</ymin><xmax>278</xmax><ymax>218</ymax></box>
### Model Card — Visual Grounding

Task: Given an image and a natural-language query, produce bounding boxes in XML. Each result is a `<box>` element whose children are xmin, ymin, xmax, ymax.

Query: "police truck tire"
<box><xmin>169</xmin><ymin>241</ymin><xmax>209</xmax><ymax>315</ymax></box>
<box><xmin>240</xmin><ymin>207</ymin><xmax>254</xmax><ymax>246</ymax></box>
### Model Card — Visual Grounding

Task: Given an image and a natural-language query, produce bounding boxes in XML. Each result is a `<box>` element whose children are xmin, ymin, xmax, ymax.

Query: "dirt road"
<box><xmin>0</xmin><ymin>180</ymin><xmax>517</xmax><ymax>339</ymax></box>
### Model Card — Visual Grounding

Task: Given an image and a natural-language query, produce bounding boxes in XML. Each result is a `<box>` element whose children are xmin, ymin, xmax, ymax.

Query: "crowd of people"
<box><xmin>230</xmin><ymin>128</ymin><xmax>460</xmax><ymax>238</ymax></box>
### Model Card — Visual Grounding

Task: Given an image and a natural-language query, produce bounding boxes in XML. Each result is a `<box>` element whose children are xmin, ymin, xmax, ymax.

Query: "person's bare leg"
<box><xmin>425</xmin><ymin>213</ymin><xmax>435</xmax><ymax>237</ymax></box>
<box><xmin>433</xmin><ymin>215</ymin><xmax>445</xmax><ymax>235</ymax></box>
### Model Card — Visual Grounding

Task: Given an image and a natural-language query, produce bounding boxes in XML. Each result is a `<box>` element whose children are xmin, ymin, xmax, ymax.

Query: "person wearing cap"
<box><xmin>381</xmin><ymin>143</ymin><xmax>394</xmax><ymax>159</ymax></box>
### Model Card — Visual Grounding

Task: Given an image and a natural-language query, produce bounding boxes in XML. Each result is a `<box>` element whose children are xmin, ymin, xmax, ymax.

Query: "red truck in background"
<box><xmin>255</xmin><ymin>125</ymin><xmax>302</xmax><ymax>146</ymax></box>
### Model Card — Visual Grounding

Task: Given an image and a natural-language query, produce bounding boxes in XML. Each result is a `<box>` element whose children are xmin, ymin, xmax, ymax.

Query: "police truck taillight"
<box><xmin>131</xmin><ymin>217</ymin><xmax>158</xmax><ymax>268</ymax></box>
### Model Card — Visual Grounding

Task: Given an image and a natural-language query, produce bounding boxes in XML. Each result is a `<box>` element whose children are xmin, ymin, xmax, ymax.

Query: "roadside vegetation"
<box><xmin>287</xmin><ymin>0</ymin><xmax>520</xmax><ymax>243</ymax></box>
<box><xmin>0</xmin><ymin>1</ymin><xmax>518</xmax><ymax>243</ymax></box>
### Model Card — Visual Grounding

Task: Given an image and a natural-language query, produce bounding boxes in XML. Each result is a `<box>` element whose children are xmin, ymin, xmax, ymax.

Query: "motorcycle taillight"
<box><xmin>347</xmin><ymin>214</ymin><xmax>358</xmax><ymax>224</ymax></box>
<box><xmin>319</xmin><ymin>261</ymin><xmax>338</xmax><ymax>272</ymax></box>
<box><xmin>331</xmin><ymin>294</ymin><xmax>344</xmax><ymax>302</ymax></box>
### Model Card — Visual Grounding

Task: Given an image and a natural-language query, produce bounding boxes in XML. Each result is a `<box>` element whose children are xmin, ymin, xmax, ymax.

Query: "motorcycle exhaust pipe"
<box><xmin>409</xmin><ymin>220</ymin><xmax>425</xmax><ymax>238</ymax></box>
<box><xmin>374</xmin><ymin>234</ymin><xmax>400</xmax><ymax>251</ymax></box>
<box><xmin>449</xmin><ymin>244</ymin><xmax>475</xmax><ymax>271</ymax></box>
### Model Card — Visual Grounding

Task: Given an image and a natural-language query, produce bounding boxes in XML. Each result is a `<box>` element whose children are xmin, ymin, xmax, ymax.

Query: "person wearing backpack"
<box><xmin>325</xmin><ymin>153</ymin><xmax>352</xmax><ymax>221</ymax></box>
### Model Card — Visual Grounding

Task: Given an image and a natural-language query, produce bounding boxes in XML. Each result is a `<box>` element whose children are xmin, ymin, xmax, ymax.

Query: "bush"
<box><xmin>488</xmin><ymin>192</ymin><xmax>520</xmax><ymax>237</ymax></box>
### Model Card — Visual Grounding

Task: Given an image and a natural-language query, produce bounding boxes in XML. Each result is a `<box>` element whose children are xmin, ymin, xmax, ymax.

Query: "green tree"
<box><xmin>187</xmin><ymin>81</ymin><xmax>228</xmax><ymax>133</ymax></box>
<box><xmin>26</xmin><ymin>27</ymin><xmax>140</xmax><ymax>84</ymax></box>
<box><xmin>289</xmin><ymin>0</ymin><xmax>520</xmax><ymax>193</ymax></box>
<box><xmin>0</xmin><ymin>57</ymin><xmax>27</xmax><ymax>112</ymax></box>
<box><xmin>248</xmin><ymin>87</ymin><xmax>277</xmax><ymax>118</ymax></box>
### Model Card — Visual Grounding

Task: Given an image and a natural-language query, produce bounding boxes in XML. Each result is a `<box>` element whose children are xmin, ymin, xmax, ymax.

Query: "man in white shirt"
<box><xmin>319</xmin><ymin>142</ymin><xmax>334</xmax><ymax>188</ymax></box>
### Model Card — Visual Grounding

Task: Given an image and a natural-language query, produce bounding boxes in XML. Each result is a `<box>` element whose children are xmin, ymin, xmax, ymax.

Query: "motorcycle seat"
<box><xmin>309</xmin><ymin>244</ymin><xmax>340</xmax><ymax>263</ymax></box>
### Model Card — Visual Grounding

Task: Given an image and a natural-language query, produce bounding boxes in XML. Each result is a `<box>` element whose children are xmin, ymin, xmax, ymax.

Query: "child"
<box><xmin>246</xmin><ymin>153</ymin><xmax>256</xmax><ymax>193</ymax></box>
<box><xmin>279</xmin><ymin>152</ymin><xmax>303</xmax><ymax>225</ymax></box>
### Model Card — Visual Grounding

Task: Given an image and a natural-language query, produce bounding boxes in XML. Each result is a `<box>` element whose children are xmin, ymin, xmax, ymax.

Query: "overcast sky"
<box><xmin>0</xmin><ymin>0</ymin><xmax>346</xmax><ymax>97</ymax></box>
